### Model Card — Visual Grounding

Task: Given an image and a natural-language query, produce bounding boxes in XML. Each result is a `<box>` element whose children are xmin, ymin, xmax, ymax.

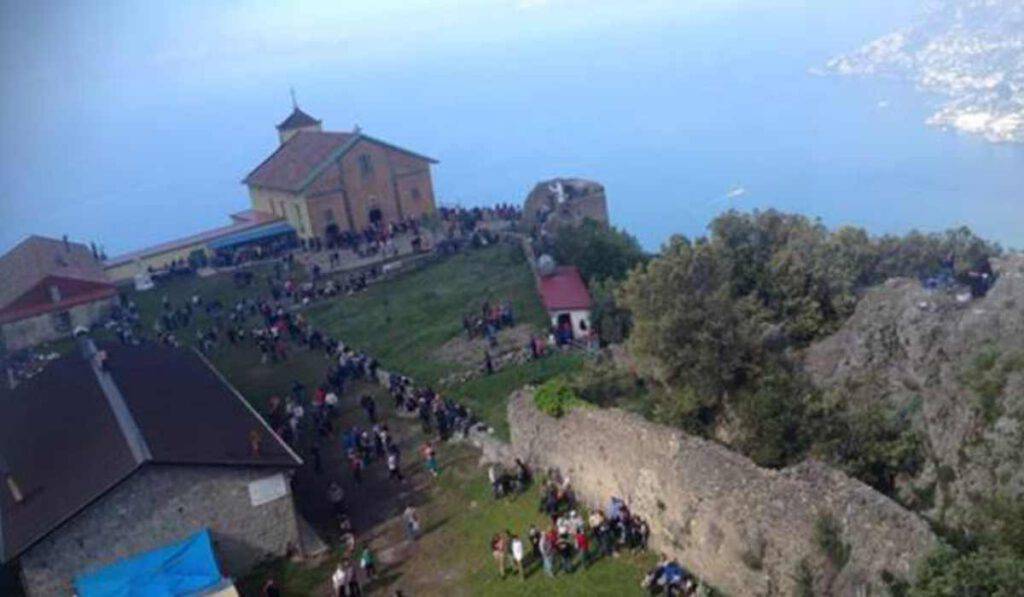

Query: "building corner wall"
<box><xmin>18</xmin><ymin>465</ymin><xmax>299</xmax><ymax>596</ymax></box>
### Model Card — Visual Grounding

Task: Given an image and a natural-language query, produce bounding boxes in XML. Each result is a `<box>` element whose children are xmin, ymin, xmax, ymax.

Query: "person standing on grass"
<box><xmin>575</xmin><ymin>527</ymin><xmax>591</xmax><ymax>569</ymax></box>
<box><xmin>539</xmin><ymin>527</ymin><xmax>556</xmax><ymax>578</ymax></box>
<box><xmin>556</xmin><ymin>533</ymin><xmax>574</xmax><ymax>573</ymax></box>
<box><xmin>511</xmin><ymin>533</ymin><xmax>526</xmax><ymax>580</ymax></box>
<box><xmin>528</xmin><ymin>524</ymin><xmax>541</xmax><ymax>562</ymax></box>
<box><xmin>491</xmin><ymin>532</ymin><xmax>508</xmax><ymax>579</ymax></box>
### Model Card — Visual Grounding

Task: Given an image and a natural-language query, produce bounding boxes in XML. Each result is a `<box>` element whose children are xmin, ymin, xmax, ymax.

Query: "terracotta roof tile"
<box><xmin>538</xmin><ymin>266</ymin><xmax>592</xmax><ymax>311</ymax></box>
<box><xmin>243</xmin><ymin>131</ymin><xmax>355</xmax><ymax>193</ymax></box>
<box><xmin>0</xmin><ymin>236</ymin><xmax>111</xmax><ymax>312</ymax></box>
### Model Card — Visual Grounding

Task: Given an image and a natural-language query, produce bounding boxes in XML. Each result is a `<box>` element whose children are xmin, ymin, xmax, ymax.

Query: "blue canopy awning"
<box><xmin>207</xmin><ymin>221</ymin><xmax>294</xmax><ymax>250</ymax></box>
<box><xmin>74</xmin><ymin>529</ymin><xmax>225</xmax><ymax>597</ymax></box>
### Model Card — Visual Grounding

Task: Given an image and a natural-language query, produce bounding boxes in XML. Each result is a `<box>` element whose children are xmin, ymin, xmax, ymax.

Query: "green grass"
<box><xmin>448</xmin><ymin>353</ymin><xmax>584</xmax><ymax>440</ymax></box>
<box><xmin>118</xmin><ymin>248</ymin><xmax>648</xmax><ymax>595</ymax></box>
<box><xmin>394</xmin><ymin>443</ymin><xmax>657</xmax><ymax>596</ymax></box>
<box><xmin>129</xmin><ymin>262</ymin><xmax>292</xmax><ymax>327</ymax></box>
<box><xmin>306</xmin><ymin>244</ymin><xmax>548</xmax><ymax>384</ymax></box>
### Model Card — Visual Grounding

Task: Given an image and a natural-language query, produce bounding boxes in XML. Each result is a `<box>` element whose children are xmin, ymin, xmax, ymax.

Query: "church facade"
<box><xmin>243</xmin><ymin>106</ymin><xmax>438</xmax><ymax>243</ymax></box>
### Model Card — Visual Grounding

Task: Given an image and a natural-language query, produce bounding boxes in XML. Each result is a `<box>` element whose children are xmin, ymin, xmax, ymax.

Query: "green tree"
<box><xmin>549</xmin><ymin>219</ymin><xmax>647</xmax><ymax>283</ymax></box>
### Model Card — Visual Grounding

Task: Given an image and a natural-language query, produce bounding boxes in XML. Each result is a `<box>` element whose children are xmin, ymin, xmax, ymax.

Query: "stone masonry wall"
<box><xmin>19</xmin><ymin>464</ymin><xmax>300</xmax><ymax>596</ymax></box>
<box><xmin>508</xmin><ymin>390</ymin><xmax>937</xmax><ymax>596</ymax></box>
<box><xmin>1</xmin><ymin>297</ymin><xmax>116</xmax><ymax>351</ymax></box>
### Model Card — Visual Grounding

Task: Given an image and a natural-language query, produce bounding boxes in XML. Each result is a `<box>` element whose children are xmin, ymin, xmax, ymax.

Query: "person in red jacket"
<box><xmin>575</xmin><ymin>528</ymin><xmax>591</xmax><ymax>570</ymax></box>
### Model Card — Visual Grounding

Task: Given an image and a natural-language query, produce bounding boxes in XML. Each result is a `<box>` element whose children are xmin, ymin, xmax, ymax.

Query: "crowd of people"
<box><xmin>486</xmin><ymin>469</ymin><xmax>658</xmax><ymax>584</ymax></box>
<box><xmin>462</xmin><ymin>298</ymin><xmax>516</xmax><ymax>344</ymax></box>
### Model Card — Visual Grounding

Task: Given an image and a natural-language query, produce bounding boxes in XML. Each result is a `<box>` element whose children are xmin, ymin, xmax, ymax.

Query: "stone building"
<box><xmin>537</xmin><ymin>265</ymin><xmax>593</xmax><ymax>340</ymax></box>
<box><xmin>0</xmin><ymin>341</ymin><xmax>303</xmax><ymax>596</ymax></box>
<box><xmin>0</xmin><ymin>236</ymin><xmax>117</xmax><ymax>351</ymax></box>
<box><xmin>523</xmin><ymin>177</ymin><xmax>609</xmax><ymax>235</ymax></box>
<box><xmin>103</xmin><ymin>209</ymin><xmax>290</xmax><ymax>283</ymax></box>
<box><xmin>243</xmin><ymin>104</ymin><xmax>439</xmax><ymax>243</ymax></box>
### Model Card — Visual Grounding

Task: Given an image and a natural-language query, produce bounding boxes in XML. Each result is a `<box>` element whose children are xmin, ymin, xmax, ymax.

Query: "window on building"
<box><xmin>358</xmin><ymin>153</ymin><xmax>373</xmax><ymax>178</ymax></box>
<box><xmin>411</xmin><ymin>187</ymin><xmax>422</xmax><ymax>202</ymax></box>
<box><xmin>292</xmin><ymin>204</ymin><xmax>306</xmax><ymax>234</ymax></box>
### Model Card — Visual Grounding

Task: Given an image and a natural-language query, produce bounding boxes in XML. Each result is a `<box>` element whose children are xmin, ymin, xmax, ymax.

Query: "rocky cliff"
<box><xmin>804</xmin><ymin>255</ymin><xmax>1024</xmax><ymax>525</ymax></box>
<box><xmin>508</xmin><ymin>390</ymin><xmax>936</xmax><ymax>596</ymax></box>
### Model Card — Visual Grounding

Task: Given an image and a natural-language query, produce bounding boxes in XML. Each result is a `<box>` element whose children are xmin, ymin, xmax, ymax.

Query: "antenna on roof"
<box><xmin>290</xmin><ymin>87</ymin><xmax>298</xmax><ymax>110</ymax></box>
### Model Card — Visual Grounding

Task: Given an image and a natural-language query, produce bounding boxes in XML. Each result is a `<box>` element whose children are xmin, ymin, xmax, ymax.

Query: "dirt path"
<box><xmin>285</xmin><ymin>380</ymin><xmax>452</xmax><ymax>595</ymax></box>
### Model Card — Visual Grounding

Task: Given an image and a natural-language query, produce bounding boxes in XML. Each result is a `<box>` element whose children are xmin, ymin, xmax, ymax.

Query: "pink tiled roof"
<box><xmin>0</xmin><ymin>236</ymin><xmax>111</xmax><ymax>311</ymax></box>
<box><xmin>243</xmin><ymin>131</ymin><xmax>355</xmax><ymax>193</ymax></box>
<box><xmin>538</xmin><ymin>266</ymin><xmax>592</xmax><ymax>311</ymax></box>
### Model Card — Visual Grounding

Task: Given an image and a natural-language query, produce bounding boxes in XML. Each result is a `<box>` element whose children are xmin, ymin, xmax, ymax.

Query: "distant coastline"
<box><xmin>822</xmin><ymin>1</ymin><xmax>1024</xmax><ymax>145</ymax></box>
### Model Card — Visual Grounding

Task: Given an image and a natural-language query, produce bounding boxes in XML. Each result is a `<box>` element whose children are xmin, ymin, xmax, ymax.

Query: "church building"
<box><xmin>243</xmin><ymin>105</ymin><xmax>438</xmax><ymax>243</ymax></box>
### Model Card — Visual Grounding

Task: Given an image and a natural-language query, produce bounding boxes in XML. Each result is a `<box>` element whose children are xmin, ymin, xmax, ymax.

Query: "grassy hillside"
<box><xmin>307</xmin><ymin>243</ymin><xmax>548</xmax><ymax>384</ymax></box>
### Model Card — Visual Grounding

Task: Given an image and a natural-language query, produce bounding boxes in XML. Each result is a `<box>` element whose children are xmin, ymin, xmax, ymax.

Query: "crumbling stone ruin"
<box><xmin>508</xmin><ymin>389</ymin><xmax>937</xmax><ymax>596</ymax></box>
<box><xmin>804</xmin><ymin>254</ymin><xmax>1024</xmax><ymax>527</ymax></box>
<box><xmin>523</xmin><ymin>177</ymin><xmax>609</xmax><ymax>235</ymax></box>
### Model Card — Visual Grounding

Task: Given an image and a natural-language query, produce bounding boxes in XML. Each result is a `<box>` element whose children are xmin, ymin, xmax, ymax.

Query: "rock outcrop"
<box><xmin>522</xmin><ymin>177</ymin><xmax>609</xmax><ymax>235</ymax></box>
<box><xmin>804</xmin><ymin>255</ymin><xmax>1024</xmax><ymax>524</ymax></box>
<box><xmin>508</xmin><ymin>390</ymin><xmax>937</xmax><ymax>596</ymax></box>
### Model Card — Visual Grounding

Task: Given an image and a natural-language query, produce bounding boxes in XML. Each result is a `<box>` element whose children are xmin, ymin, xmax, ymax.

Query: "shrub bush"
<box><xmin>534</xmin><ymin>377</ymin><xmax>586</xmax><ymax>417</ymax></box>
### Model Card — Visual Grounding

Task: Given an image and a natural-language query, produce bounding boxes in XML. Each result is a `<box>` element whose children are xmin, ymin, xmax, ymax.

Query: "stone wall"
<box><xmin>522</xmin><ymin>177</ymin><xmax>609</xmax><ymax>235</ymax></box>
<box><xmin>508</xmin><ymin>390</ymin><xmax>937</xmax><ymax>596</ymax></box>
<box><xmin>1</xmin><ymin>297</ymin><xmax>116</xmax><ymax>351</ymax></box>
<box><xmin>19</xmin><ymin>464</ymin><xmax>300</xmax><ymax>596</ymax></box>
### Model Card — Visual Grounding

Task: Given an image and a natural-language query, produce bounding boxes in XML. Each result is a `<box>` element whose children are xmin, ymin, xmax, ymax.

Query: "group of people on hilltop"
<box><xmin>388</xmin><ymin>375</ymin><xmax>484</xmax><ymax>442</ymax></box>
<box><xmin>438</xmin><ymin>203</ymin><xmax>521</xmax><ymax>227</ymax></box>
<box><xmin>487</xmin><ymin>469</ymin><xmax>657</xmax><ymax>584</ymax></box>
<box><xmin>462</xmin><ymin>298</ymin><xmax>516</xmax><ymax>344</ymax></box>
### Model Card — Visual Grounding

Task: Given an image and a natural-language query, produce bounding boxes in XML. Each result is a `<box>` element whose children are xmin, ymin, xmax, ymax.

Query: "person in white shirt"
<box><xmin>510</xmin><ymin>534</ymin><xmax>525</xmax><ymax>579</ymax></box>
<box><xmin>331</xmin><ymin>563</ymin><xmax>346</xmax><ymax>597</ymax></box>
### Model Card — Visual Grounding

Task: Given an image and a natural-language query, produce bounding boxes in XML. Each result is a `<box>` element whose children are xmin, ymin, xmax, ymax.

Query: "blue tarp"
<box><xmin>207</xmin><ymin>221</ymin><xmax>294</xmax><ymax>250</ymax></box>
<box><xmin>74</xmin><ymin>529</ymin><xmax>224</xmax><ymax>597</ymax></box>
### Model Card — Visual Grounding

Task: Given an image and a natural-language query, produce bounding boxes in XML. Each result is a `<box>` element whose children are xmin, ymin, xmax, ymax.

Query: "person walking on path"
<box><xmin>359</xmin><ymin>545</ymin><xmax>377</xmax><ymax>581</ymax></box>
<box><xmin>403</xmin><ymin>505</ymin><xmax>421</xmax><ymax>541</ymax></box>
<box><xmin>422</xmin><ymin>442</ymin><xmax>439</xmax><ymax>477</ymax></box>
<box><xmin>327</xmin><ymin>482</ymin><xmax>345</xmax><ymax>518</ymax></box>
<box><xmin>387</xmin><ymin>450</ymin><xmax>403</xmax><ymax>481</ymax></box>
<box><xmin>331</xmin><ymin>563</ymin><xmax>347</xmax><ymax>597</ymax></box>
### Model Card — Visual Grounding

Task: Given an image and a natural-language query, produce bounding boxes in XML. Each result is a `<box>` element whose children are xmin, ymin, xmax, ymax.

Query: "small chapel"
<box><xmin>243</xmin><ymin>102</ymin><xmax>438</xmax><ymax>243</ymax></box>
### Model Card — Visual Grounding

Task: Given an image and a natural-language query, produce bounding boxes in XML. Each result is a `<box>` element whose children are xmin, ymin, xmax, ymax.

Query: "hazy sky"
<box><xmin>1</xmin><ymin>0</ymin><xmax>773</xmax><ymax>251</ymax></box>
<box><xmin>12</xmin><ymin>0</ymin><xmax>1008</xmax><ymax>257</ymax></box>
